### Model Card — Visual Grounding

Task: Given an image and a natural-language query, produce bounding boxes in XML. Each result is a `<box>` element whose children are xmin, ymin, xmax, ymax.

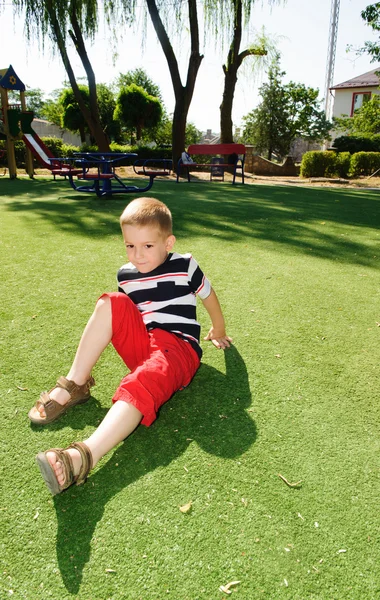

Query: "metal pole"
<box><xmin>324</xmin><ymin>0</ymin><xmax>340</xmax><ymax>121</ymax></box>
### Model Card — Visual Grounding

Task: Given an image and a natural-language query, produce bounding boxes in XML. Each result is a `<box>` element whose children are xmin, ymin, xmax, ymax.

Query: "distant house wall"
<box><xmin>32</xmin><ymin>119</ymin><xmax>89</xmax><ymax>146</ymax></box>
<box><xmin>332</xmin><ymin>87</ymin><xmax>380</xmax><ymax>119</ymax></box>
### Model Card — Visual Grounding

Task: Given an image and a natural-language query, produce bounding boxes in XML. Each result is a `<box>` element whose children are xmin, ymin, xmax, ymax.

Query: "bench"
<box><xmin>177</xmin><ymin>143</ymin><xmax>246</xmax><ymax>184</ymax></box>
<box><xmin>133</xmin><ymin>158</ymin><xmax>172</xmax><ymax>178</ymax></box>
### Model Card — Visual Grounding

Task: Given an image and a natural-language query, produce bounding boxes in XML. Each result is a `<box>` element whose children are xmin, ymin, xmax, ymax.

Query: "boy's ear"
<box><xmin>166</xmin><ymin>235</ymin><xmax>176</xmax><ymax>251</ymax></box>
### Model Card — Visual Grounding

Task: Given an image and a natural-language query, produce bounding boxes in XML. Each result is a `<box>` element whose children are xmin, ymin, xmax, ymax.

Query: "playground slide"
<box><xmin>22</xmin><ymin>131</ymin><xmax>55</xmax><ymax>169</ymax></box>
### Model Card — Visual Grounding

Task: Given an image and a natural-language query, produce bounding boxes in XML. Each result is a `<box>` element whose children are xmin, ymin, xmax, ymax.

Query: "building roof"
<box><xmin>330</xmin><ymin>67</ymin><xmax>380</xmax><ymax>90</ymax></box>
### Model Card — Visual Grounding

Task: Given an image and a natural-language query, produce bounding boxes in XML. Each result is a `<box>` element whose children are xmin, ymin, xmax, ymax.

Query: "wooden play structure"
<box><xmin>0</xmin><ymin>65</ymin><xmax>35</xmax><ymax>178</ymax></box>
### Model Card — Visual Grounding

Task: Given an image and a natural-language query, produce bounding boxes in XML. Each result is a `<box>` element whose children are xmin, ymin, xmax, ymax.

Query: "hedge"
<box><xmin>332</xmin><ymin>135</ymin><xmax>380</xmax><ymax>154</ymax></box>
<box><xmin>0</xmin><ymin>139</ymin><xmax>172</xmax><ymax>169</ymax></box>
<box><xmin>300</xmin><ymin>151</ymin><xmax>351</xmax><ymax>178</ymax></box>
<box><xmin>349</xmin><ymin>152</ymin><xmax>380</xmax><ymax>177</ymax></box>
<box><xmin>300</xmin><ymin>150</ymin><xmax>380</xmax><ymax>178</ymax></box>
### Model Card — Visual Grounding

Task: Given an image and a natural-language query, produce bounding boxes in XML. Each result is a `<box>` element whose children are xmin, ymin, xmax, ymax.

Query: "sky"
<box><xmin>0</xmin><ymin>0</ymin><xmax>378</xmax><ymax>133</ymax></box>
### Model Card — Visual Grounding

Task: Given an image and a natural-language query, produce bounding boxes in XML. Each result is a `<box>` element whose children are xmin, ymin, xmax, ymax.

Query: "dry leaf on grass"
<box><xmin>16</xmin><ymin>386</ymin><xmax>28</xmax><ymax>391</ymax></box>
<box><xmin>278</xmin><ymin>473</ymin><xmax>303</xmax><ymax>488</ymax></box>
<box><xmin>179</xmin><ymin>501</ymin><xmax>192</xmax><ymax>514</ymax></box>
<box><xmin>105</xmin><ymin>568</ymin><xmax>116</xmax><ymax>573</ymax></box>
<box><xmin>219</xmin><ymin>580</ymin><xmax>241</xmax><ymax>594</ymax></box>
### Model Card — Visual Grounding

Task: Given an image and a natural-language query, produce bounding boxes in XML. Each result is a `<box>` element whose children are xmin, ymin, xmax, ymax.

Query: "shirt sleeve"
<box><xmin>188</xmin><ymin>255</ymin><xmax>212</xmax><ymax>299</ymax></box>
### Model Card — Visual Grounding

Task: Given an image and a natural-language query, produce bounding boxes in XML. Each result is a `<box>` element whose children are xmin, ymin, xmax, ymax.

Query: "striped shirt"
<box><xmin>117</xmin><ymin>252</ymin><xmax>212</xmax><ymax>358</ymax></box>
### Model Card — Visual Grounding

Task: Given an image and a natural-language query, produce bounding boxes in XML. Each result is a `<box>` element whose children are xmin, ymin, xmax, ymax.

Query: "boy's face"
<box><xmin>122</xmin><ymin>224</ymin><xmax>175</xmax><ymax>273</ymax></box>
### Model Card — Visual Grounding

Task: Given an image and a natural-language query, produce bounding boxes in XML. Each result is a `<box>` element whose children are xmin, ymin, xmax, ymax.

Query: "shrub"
<box><xmin>335</xmin><ymin>152</ymin><xmax>351</xmax><ymax>178</ymax></box>
<box><xmin>349</xmin><ymin>152</ymin><xmax>380</xmax><ymax>177</ymax></box>
<box><xmin>300</xmin><ymin>151</ymin><xmax>338</xmax><ymax>178</ymax></box>
<box><xmin>41</xmin><ymin>137</ymin><xmax>64</xmax><ymax>156</ymax></box>
<box><xmin>332</xmin><ymin>135</ymin><xmax>380</xmax><ymax>154</ymax></box>
<box><xmin>0</xmin><ymin>139</ymin><xmax>173</xmax><ymax>169</ymax></box>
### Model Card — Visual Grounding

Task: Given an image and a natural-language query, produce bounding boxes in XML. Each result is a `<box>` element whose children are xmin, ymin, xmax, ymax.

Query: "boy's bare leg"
<box><xmin>37</xmin><ymin>296</ymin><xmax>113</xmax><ymax>418</ymax></box>
<box><xmin>46</xmin><ymin>401</ymin><xmax>143</xmax><ymax>487</ymax></box>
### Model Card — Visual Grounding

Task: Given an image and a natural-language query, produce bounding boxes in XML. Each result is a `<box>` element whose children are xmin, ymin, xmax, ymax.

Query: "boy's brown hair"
<box><xmin>120</xmin><ymin>197</ymin><xmax>173</xmax><ymax>237</ymax></box>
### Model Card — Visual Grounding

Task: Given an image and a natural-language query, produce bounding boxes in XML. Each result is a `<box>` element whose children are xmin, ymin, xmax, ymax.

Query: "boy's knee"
<box><xmin>95</xmin><ymin>295</ymin><xmax>111</xmax><ymax>312</ymax></box>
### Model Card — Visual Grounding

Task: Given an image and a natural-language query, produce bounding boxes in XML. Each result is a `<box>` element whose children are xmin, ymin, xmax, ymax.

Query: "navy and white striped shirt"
<box><xmin>117</xmin><ymin>252</ymin><xmax>211</xmax><ymax>358</ymax></box>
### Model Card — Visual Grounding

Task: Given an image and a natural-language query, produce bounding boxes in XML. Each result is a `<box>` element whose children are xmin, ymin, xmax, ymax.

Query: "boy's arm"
<box><xmin>201</xmin><ymin>288</ymin><xmax>232</xmax><ymax>350</ymax></box>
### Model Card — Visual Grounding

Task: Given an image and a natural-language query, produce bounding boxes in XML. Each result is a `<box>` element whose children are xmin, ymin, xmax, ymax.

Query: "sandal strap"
<box><xmin>68</xmin><ymin>442</ymin><xmax>93</xmax><ymax>486</ymax></box>
<box><xmin>49</xmin><ymin>447</ymin><xmax>75</xmax><ymax>490</ymax></box>
<box><xmin>36</xmin><ymin>392</ymin><xmax>59</xmax><ymax>416</ymax></box>
<box><xmin>56</xmin><ymin>376</ymin><xmax>95</xmax><ymax>396</ymax></box>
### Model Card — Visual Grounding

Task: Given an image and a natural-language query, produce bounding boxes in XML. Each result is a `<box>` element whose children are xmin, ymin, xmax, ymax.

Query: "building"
<box><xmin>330</xmin><ymin>67</ymin><xmax>380</xmax><ymax>119</ymax></box>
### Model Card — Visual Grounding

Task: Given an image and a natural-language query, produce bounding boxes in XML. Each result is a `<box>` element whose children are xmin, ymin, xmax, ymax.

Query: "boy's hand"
<box><xmin>204</xmin><ymin>328</ymin><xmax>233</xmax><ymax>350</ymax></box>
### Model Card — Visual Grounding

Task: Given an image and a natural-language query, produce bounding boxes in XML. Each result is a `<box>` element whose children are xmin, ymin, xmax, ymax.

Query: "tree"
<box><xmin>50</xmin><ymin>83</ymin><xmax>119</xmax><ymax>143</ymax></box>
<box><xmin>358</xmin><ymin>3</ymin><xmax>380</xmax><ymax>62</ymax></box>
<box><xmin>40</xmin><ymin>91</ymin><xmax>64</xmax><ymax>127</ymax></box>
<box><xmin>115</xmin><ymin>68</ymin><xmax>162</xmax><ymax>100</ymax></box>
<box><xmin>8</xmin><ymin>0</ymin><xmax>132</xmax><ymax>150</ymax></box>
<box><xmin>143</xmin><ymin>0</ymin><xmax>203</xmax><ymax>166</ymax></box>
<box><xmin>242</xmin><ymin>58</ymin><xmax>289</xmax><ymax>159</ymax></box>
<box><xmin>333</xmin><ymin>94</ymin><xmax>380</xmax><ymax>135</ymax></box>
<box><xmin>24</xmin><ymin>88</ymin><xmax>45</xmax><ymax>118</ymax></box>
<box><xmin>114</xmin><ymin>84</ymin><xmax>163</xmax><ymax>142</ymax></box>
<box><xmin>242</xmin><ymin>57</ymin><xmax>331</xmax><ymax>160</ymax></box>
<box><xmin>204</xmin><ymin>1</ymin><xmax>279</xmax><ymax>143</ymax></box>
<box><xmin>151</xmin><ymin>113</ymin><xmax>201</xmax><ymax>146</ymax></box>
<box><xmin>60</xmin><ymin>85</ymin><xmax>89</xmax><ymax>142</ymax></box>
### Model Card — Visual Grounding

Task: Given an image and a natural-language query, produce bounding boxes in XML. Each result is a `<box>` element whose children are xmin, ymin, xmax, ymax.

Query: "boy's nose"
<box><xmin>135</xmin><ymin>247</ymin><xmax>144</xmax><ymax>259</ymax></box>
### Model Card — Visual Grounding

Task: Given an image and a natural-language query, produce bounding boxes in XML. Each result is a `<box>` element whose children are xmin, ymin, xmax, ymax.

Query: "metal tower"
<box><xmin>324</xmin><ymin>0</ymin><xmax>340</xmax><ymax>120</ymax></box>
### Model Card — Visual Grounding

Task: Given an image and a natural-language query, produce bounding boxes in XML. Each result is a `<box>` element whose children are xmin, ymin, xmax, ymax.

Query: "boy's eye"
<box><xmin>126</xmin><ymin>244</ymin><xmax>134</xmax><ymax>249</ymax></box>
<box><xmin>145</xmin><ymin>244</ymin><xmax>153</xmax><ymax>249</ymax></box>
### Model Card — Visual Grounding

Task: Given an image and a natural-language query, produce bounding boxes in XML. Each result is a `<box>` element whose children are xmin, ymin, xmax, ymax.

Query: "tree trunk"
<box><xmin>69</xmin><ymin>10</ymin><xmax>110</xmax><ymax>152</ymax></box>
<box><xmin>220</xmin><ymin>0</ymin><xmax>267</xmax><ymax>144</ymax></box>
<box><xmin>45</xmin><ymin>0</ymin><xmax>110</xmax><ymax>152</ymax></box>
<box><xmin>220</xmin><ymin>65</ymin><xmax>238</xmax><ymax>143</ymax></box>
<box><xmin>146</xmin><ymin>0</ymin><xmax>203</xmax><ymax>168</ymax></box>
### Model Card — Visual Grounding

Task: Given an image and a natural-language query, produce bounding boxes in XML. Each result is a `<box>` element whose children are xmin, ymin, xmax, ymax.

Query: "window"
<box><xmin>351</xmin><ymin>92</ymin><xmax>371</xmax><ymax>116</ymax></box>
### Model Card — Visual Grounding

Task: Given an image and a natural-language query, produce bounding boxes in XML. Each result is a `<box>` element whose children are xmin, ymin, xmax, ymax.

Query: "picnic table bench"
<box><xmin>133</xmin><ymin>158</ymin><xmax>172</xmax><ymax>178</ymax></box>
<box><xmin>177</xmin><ymin>143</ymin><xmax>246</xmax><ymax>184</ymax></box>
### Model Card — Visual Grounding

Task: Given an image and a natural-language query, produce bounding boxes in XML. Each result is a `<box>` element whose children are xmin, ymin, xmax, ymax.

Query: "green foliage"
<box><xmin>300</xmin><ymin>150</ymin><xmax>380</xmax><ymax>178</ymax></box>
<box><xmin>0</xmin><ymin>137</ymin><xmax>80</xmax><ymax>168</ymax></box>
<box><xmin>114</xmin><ymin>84</ymin><xmax>163</xmax><ymax>142</ymax></box>
<box><xmin>21</xmin><ymin>88</ymin><xmax>45</xmax><ymax>118</ymax></box>
<box><xmin>335</xmin><ymin>152</ymin><xmax>352</xmax><ymax>178</ymax></box>
<box><xmin>300</xmin><ymin>151</ymin><xmax>339</xmax><ymax>178</ymax></box>
<box><xmin>332</xmin><ymin>134</ymin><xmax>380</xmax><ymax>153</ymax></box>
<box><xmin>349</xmin><ymin>151</ymin><xmax>380</xmax><ymax>177</ymax></box>
<box><xmin>185</xmin><ymin>122</ymin><xmax>202</xmax><ymax>146</ymax></box>
<box><xmin>96</xmin><ymin>83</ymin><xmax>120</xmax><ymax>141</ymax></box>
<box><xmin>79</xmin><ymin>142</ymin><xmax>172</xmax><ymax>161</ymax></box>
<box><xmin>114</xmin><ymin>68</ymin><xmax>162</xmax><ymax>100</ymax></box>
<box><xmin>358</xmin><ymin>3</ymin><xmax>380</xmax><ymax>62</ymax></box>
<box><xmin>333</xmin><ymin>95</ymin><xmax>380</xmax><ymax>136</ymax></box>
<box><xmin>40</xmin><ymin>97</ymin><xmax>64</xmax><ymax>127</ymax></box>
<box><xmin>242</xmin><ymin>56</ymin><xmax>331</xmax><ymax>160</ymax></box>
<box><xmin>59</xmin><ymin>85</ymin><xmax>89</xmax><ymax>140</ymax></box>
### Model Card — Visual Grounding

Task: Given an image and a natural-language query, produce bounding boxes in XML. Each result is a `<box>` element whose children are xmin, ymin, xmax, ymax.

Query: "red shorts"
<box><xmin>101</xmin><ymin>293</ymin><xmax>200</xmax><ymax>426</ymax></box>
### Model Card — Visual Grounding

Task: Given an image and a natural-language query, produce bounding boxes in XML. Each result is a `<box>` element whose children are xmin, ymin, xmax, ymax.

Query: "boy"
<box><xmin>29</xmin><ymin>197</ymin><xmax>232</xmax><ymax>496</ymax></box>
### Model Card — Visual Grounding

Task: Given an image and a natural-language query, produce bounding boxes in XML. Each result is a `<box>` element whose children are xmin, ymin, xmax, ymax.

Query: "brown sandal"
<box><xmin>28</xmin><ymin>376</ymin><xmax>95</xmax><ymax>425</ymax></box>
<box><xmin>35</xmin><ymin>441</ymin><xmax>93</xmax><ymax>496</ymax></box>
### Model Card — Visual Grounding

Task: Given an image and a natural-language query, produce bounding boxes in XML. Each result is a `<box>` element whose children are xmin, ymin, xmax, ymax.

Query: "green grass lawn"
<box><xmin>1</xmin><ymin>176</ymin><xmax>379</xmax><ymax>599</ymax></box>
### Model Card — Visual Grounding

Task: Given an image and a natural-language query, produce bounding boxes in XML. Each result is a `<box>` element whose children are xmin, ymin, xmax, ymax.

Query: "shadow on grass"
<box><xmin>3</xmin><ymin>178</ymin><xmax>380</xmax><ymax>268</ymax></box>
<box><xmin>51</xmin><ymin>345</ymin><xmax>255</xmax><ymax>594</ymax></box>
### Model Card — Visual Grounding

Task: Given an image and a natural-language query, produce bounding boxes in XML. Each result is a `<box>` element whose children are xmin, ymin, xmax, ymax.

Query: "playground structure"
<box><xmin>0</xmin><ymin>65</ymin><xmax>59</xmax><ymax>179</ymax></box>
